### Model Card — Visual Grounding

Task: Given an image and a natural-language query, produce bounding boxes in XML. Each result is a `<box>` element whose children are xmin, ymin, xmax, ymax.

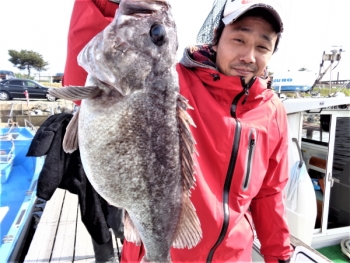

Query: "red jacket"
<box><xmin>121</xmin><ymin>48</ymin><xmax>293</xmax><ymax>262</ymax></box>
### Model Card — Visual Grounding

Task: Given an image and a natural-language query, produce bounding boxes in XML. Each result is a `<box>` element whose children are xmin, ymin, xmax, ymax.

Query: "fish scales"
<box><xmin>79</xmin><ymin>84</ymin><xmax>182</xmax><ymax>262</ymax></box>
<box><xmin>49</xmin><ymin>0</ymin><xmax>202</xmax><ymax>262</ymax></box>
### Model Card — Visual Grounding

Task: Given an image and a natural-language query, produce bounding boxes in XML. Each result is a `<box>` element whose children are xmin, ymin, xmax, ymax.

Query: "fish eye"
<box><xmin>150</xmin><ymin>24</ymin><xmax>166</xmax><ymax>46</ymax></box>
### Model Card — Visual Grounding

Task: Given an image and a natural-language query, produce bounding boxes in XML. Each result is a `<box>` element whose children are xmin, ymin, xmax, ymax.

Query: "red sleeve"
<box><xmin>63</xmin><ymin>0</ymin><xmax>118</xmax><ymax>105</ymax></box>
<box><xmin>250</xmin><ymin>101</ymin><xmax>293</xmax><ymax>262</ymax></box>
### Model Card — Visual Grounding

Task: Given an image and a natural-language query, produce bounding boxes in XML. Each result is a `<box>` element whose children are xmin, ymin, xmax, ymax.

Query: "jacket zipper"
<box><xmin>206</xmin><ymin>120</ymin><xmax>242</xmax><ymax>263</ymax></box>
<box><xmin>206</xmin><ymin>77</ymin><xmax>256</xmax><ymax>262</ymax></box>
<box><xmin>242</xmin><ymin>129</ymin><xmax>256</xmax><ymax>191</ymax></box>
<box><xmin>230</xmin><ymin>77</ymin><xmax>256</xmax><ymax>118</ymax></box>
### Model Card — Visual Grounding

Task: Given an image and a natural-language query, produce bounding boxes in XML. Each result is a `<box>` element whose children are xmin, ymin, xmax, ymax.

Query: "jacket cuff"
<box><xmin>264</xmin><ymin>256</ymin><xmax>290</xmax><ymax>263</ymax></box>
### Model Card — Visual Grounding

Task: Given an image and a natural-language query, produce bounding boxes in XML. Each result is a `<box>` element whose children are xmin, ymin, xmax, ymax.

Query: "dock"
<box><xmin>24</xmin><ymin>189</ymin><xmax>122</xmax><ymax>263</ymax></box>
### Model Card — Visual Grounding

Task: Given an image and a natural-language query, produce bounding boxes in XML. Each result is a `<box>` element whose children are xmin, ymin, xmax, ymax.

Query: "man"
<box><xmin>64</xmin><ymin>0</ymin><xmax>293</xmax><ymax>262</ymax></box>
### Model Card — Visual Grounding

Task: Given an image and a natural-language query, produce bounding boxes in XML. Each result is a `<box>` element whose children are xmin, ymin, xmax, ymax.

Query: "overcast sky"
<box><xmin>0</xmin><ymin>0</ymin><xmax>349</xmax><ymax>80</ymax></box>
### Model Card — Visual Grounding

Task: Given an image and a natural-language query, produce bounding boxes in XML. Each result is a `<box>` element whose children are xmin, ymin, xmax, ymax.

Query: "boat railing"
<box><xmin>24</xmin><ymin>119</ymin><xmax>37</xmax><ymax>133</ymax></box>
<box><xmin>3</xmin><ymin>118</ymin><xmax>37</xmax><ymax>133</ymax></box>
<box><xmin>331</xmin><ymin>80</ymin><xmax>350</xmax><ymax>96</ymax></box>
<box><xmin>1</xmin><ymin>119</ymin><xmax>19</xmax><ymax>136</ymax></box>
<box><xmin>0</xmin><ymin>139</ymin><xmax>15</xmax><ymax>164</ymax></box>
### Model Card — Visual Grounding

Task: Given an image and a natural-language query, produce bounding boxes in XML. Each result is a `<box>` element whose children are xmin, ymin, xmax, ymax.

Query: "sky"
<box><xmin>0</xmin><ymin>0</ymin><xmax>349</xmax><ymax>81</ymax></box>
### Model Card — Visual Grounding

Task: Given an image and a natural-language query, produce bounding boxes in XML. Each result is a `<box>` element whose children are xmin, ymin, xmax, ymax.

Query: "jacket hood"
<box><xmin>179</xmin><ymin>44</ymin><xmax>218</xmax><ymax>70</ymax></box>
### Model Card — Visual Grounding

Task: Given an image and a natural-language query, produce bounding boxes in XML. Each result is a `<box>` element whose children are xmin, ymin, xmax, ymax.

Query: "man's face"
<box><xmin>213</xmin><ymin>16</ymin><xmax>277</xmax><ymax>84</ymax></box>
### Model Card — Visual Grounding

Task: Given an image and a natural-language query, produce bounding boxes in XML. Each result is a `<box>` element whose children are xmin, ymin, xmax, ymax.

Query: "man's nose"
<box><xmin>239</xmin><ymin>47</ymin><xmax>256</xmax><ymax>64</ymax></box>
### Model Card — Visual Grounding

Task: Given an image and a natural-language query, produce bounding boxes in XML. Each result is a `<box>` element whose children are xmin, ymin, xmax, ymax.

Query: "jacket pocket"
<box><xmin>242</xmin><ymin>128</ymin><xmax>257</xmax><ymax>191</ymax></box>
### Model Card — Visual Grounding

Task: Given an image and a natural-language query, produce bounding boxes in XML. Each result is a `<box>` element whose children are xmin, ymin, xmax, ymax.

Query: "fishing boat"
<box><xmin>251</xmin><ymin>94</ymin><xmax>350</xmax><ymax>262</ymax></box>
<box><xmin>251</xmin><ymin>47</ymin><xmax>350</xmax><ymax>262</ymax></box>
<box><xmin>271</xmin><ymin>70</ymin><xmax>317</xmax><ymax>93</ymax></box>
<box><xmin>0</xmin><ymin>125</ymin><xmax>45</xmax><ymax>262</ymax></box>
<box><xmin>272</xmin><ymin>48</ymin><xmax>344</xmax><ymax>94</ymax></box>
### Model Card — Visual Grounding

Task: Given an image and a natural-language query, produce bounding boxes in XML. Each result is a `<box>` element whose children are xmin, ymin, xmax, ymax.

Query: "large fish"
<box><xmin>49</xmin><ymin>0</ymin><xmax>202</xmax><ymax>262</ymax></box>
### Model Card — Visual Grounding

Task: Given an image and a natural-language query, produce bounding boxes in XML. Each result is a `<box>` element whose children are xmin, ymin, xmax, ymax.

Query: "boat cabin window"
<box><xmin>302</xmin><ymin>114</ymin><xmax>330</xmax><ymax>146</ymax></box>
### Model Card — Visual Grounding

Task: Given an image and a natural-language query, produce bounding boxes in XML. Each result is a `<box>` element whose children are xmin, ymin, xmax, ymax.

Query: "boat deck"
<box><xmin>24</xmin><ymin>189</ymin><xmax>334</xmax><ymax>263</ymax></box>
<box><xmin>24</xmin><ymin>189</ymin><xmax>122</xmax><ymax>263</ymax></box>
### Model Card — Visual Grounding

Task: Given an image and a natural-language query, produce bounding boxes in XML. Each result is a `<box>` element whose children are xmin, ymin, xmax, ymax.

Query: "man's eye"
<box><xmin>258</xmin><ymin>46</ymin><xmax>270</xmax><ymax>51</ymax></box>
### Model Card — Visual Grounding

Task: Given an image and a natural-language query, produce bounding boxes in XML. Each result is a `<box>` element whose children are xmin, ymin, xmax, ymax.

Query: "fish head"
<box><xmin>78</xmin><ymin>0</ymin><xmax>178</xmax><ymax>96</ymax></box>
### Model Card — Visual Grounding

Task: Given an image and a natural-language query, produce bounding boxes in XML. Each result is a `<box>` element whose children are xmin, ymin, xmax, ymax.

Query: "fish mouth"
<box><xmin>121</xmin><ymin>0</ymin><xmax>169</xmax><ymax>16</ymax></box>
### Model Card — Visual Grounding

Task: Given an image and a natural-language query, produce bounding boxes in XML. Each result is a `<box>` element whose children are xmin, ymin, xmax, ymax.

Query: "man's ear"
<box><xmin>211</xmin><ymin>27</ymin><xmax>218</xmax><ymax>45</ymax></box>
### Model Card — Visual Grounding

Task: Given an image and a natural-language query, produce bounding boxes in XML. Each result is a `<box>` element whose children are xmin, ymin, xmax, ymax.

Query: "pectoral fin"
<box><xmin>63</xmin><ymin>108</ymin><xmax>80</xmax><ymax>153</ymax></box>
<box><xmin>124</xmin><ymin>211</ymin><xmax>142</xmax><ymax>246</ymax></box>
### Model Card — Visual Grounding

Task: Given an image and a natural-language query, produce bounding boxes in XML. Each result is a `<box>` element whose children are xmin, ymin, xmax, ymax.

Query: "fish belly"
<box><xmin>79</xmin><ymin>91</ymin><xmax>181</xmax><ymax>262</ymax></box>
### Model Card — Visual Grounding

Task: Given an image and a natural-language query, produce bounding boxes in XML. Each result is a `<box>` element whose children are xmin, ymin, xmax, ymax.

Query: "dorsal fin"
<box><xmin>172</xmin><ymin>94</ymin><xmax>202</xmax><ymax>249</ymax></box>
<box><xmin>124</xmin><ymin>210</ymin><xmax>142</xmax><ymax>246</ymax></box>
<box><xmin>63</xmin><ymin>108</ymin><xmax>80</xmax><ymax>153</ymax></box>
<box><xmin>49</xmin><ymin>86</ymin><xmax>101</xmax><ymax>101</ymax></box>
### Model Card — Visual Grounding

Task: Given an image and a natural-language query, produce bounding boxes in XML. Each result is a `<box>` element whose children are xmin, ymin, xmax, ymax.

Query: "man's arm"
<box><xmin>63</xmin><ymin>0</ymin><xmax>118</xmax><ymax>104</ymax></box>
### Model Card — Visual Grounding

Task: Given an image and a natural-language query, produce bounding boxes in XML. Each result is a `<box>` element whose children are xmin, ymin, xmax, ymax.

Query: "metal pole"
<box><xmin>9</xmin><ymin>103</ymin><xmax>14</xmax><ymax>118</ymax></box>
<box><xmin>329</xmin><ymin>65</ymin><xmax>332</xmax><ymax>96</ymax></box>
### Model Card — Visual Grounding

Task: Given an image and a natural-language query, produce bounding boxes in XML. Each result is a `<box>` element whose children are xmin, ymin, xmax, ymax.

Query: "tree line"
<box><xmin>7</xmin><ymin>49</ymin><xmax>49</xmax><ymax>78</ymax></box>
